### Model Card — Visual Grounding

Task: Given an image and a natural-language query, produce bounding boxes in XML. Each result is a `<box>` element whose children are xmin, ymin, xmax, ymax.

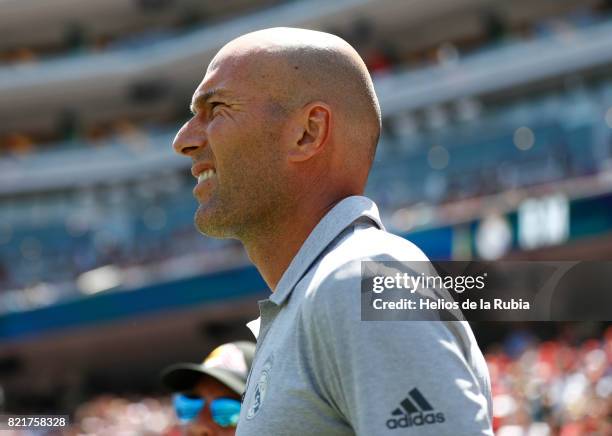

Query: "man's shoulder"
<box><xmin>317</xmin><ymin>226</ymin><xmax>429</xmax><ymax>286</ymax></box>
<box><xmin>299</xmin><ymin>226</ymin><xmax>429</xmax><ymax>312</ymax></box>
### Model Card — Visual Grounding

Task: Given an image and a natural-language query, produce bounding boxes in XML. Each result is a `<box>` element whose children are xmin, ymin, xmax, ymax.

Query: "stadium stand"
<box><xmin>0</xmin><ymin>0</ymin><xmax>611</xmax><ymax>434</ymax></box>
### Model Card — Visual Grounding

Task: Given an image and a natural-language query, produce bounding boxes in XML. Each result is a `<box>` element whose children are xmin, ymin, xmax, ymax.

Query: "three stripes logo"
<box><xmin>386</xmin><ymin>388</ymin><xmax>445</xmax><ymax>429</ymax></box>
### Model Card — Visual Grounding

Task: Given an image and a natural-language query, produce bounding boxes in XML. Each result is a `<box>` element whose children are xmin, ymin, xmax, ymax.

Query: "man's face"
<box><xmin>185</xmin><ymin>377</ymin><xmax>242</xmax><ymax>436</ymax></box>
<box><xmin>172</xmin><ymin>48</ymin><xmax>292</xmax><ymax>239</ymax></box>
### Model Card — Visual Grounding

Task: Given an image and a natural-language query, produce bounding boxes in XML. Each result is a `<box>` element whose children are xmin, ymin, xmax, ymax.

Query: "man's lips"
<box><xmin>191</xmin><ymin>162</ymin><xmax>215</xmax><ymax>179</ymax></box>
<box><xmin>192</xmin><ymin>162</ymin><xmax>217</xmax><ymax>201</ymax></box>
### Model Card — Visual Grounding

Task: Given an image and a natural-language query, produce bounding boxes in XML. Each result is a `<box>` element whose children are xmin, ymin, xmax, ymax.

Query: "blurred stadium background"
<box><xmin>0</xmin><ymin>0</ymin><xmax>611</xmax><ymax>434</ymax></box>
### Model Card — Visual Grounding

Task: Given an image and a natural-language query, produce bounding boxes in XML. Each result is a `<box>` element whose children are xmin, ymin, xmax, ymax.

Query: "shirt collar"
<box><xmin>246</xmin><ymin>317</ymin><xmax>261</xmax><ymax>338</ymax></box>
<box><xmin>268</xmin><ymin>195</ymin><xmax>384</xmax><ymax>306</ymax></box>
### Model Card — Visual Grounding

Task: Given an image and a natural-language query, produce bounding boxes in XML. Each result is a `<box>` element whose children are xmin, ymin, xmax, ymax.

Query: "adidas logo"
<box><xmin>386</xmin><ymin>388</ymin><xmax>445</xmax><ymax>429</ymax></box>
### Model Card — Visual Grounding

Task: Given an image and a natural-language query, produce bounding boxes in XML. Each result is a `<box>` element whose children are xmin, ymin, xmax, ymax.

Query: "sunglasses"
<box><xmin>173</xmin><ymin>393</ymin><xmax>241</xmax><ymax>428</ymax></box>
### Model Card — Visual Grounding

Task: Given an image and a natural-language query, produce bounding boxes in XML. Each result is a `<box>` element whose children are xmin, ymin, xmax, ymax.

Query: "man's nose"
<box><xmin>172</xmin><ymin>118</ymin><xmax>207</xmax><ymax>156</ymax></box>
<box><xmin>187</xmin><ymin>422</ymin><xmax>216</xmax><ymax>436</ymax></box>
<box><xmin>186</xmin><ymin>403</ymin><xmax>222</xmax><ymax>436</ymax></box>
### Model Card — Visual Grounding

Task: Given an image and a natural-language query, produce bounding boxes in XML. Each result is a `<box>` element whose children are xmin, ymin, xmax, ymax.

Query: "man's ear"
<box><xmin>288</xmin><ymin>101</ymin><xmax>331</xmax><ymax>162</ymax></box>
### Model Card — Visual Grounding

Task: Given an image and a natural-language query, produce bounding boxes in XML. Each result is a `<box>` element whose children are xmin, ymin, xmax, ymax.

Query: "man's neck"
<box><xmin>241</xmin><ymin>198</ymin><xmax>341</xmax><ymax>291</ymax></box>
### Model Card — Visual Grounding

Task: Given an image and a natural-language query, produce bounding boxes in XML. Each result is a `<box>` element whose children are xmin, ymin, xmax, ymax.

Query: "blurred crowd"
<box><xmin>487</xmin><ymin>326</ymin><xmax>612</xmax><ymax>436</ymax></box>
<box><xmin>1</xmin><ymin>395</ymin><xmax>177</xmax><ymax>436</ymax></box>
<box><xmin>0</xmin><ymin>0</ymin><xmax>270</xmax><ymax>66</ymax></box>
<box><xmin>1</xmin><ymin>327</ymin><xmax>609</xmax><ymax>435</ymax></box>
<box><xmin>65</xmin><ymin>395</ymin><xmax>176</xmax><ymax>436</ymax></box>
<box><xmin>4</xmin><ymin>85</ymin><xmax>612</xmax><ymax>306</ymax></box>
<box><xmin>3</xmin><ymin>1</ymin><xmax>612</xmax><ymax>156</ymax></box>
<box><xmin>0</xmin><ymin>222</ymin><xmax>249</xmax><ymax>312</ymax></box>
<box><xmin>62</xmin><ymin>325</ymin><xmax>612</xmax><ymax>436</ymax></box>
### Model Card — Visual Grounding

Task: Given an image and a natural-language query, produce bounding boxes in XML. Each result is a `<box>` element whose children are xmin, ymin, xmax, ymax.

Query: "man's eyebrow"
<box><xmin>190</xmin><ymin>88</ymin><xmax>227</xmax><ymax>114</ymax></box>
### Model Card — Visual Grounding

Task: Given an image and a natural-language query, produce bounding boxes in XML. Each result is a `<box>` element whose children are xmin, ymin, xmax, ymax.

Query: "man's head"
<box><xmin>172</xmin><ymin>27</ymin><xmax>381</xmax><ymax>241</ymax></box>
<box><xmin>161</xmin><ymin>341</ymin><xmax>255</xmax><ymax>436</ymax></box>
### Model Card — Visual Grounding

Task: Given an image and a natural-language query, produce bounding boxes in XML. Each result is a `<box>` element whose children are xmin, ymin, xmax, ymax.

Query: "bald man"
<box><xmin>173</xmin><ymin>27</ymin><xmax>493</xmax><ymax>435</ymax></box>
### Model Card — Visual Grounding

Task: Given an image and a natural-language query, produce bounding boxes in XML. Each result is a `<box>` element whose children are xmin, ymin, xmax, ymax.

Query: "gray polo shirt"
<box><xmin>237</xmin><ymin>196</ymin><xmax>493</xmax><ymax>435</ymax></box>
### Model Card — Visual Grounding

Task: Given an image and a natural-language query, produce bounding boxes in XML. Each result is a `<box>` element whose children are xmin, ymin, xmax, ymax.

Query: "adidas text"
<box><xmin>386</xmin><ymin>412</ymin><xmax>446</xmax><ymax>429</ymax></box>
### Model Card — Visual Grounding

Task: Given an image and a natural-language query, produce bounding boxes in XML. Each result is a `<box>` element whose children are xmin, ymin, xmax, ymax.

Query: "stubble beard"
<box><xmin>194</xmin><ymin>188</ymin><xmax>243</xmax><ymax>240</ymax></box>
<box><xmin>194</xmin><ymin>172</ymin><xmax>286</xmax><ymax>243</ymax></box>
<box><xmin>195</xmin><ymin>110</ymin><xmax>289</xmax><ymax>242</ymax></box>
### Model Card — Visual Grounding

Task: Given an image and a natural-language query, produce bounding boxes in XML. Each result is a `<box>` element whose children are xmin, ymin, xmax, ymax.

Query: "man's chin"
<box><xmin>194</xmin><ymin>205</ymin><xmax>231</xmax><ymax>238</ymax></box>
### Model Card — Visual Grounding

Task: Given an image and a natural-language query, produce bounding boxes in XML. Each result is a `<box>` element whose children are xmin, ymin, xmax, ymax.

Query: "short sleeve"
<box><xmin>300</xmin><ymin>265</ymin><xmax>493</xmax><ymax>436</ymax></box>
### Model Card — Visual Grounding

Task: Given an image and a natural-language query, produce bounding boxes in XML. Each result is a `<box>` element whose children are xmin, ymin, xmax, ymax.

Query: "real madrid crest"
<box><xmin>246</xmin><ymin>354</ymin><xmax>273</xmax><ymax>420</ymax></box>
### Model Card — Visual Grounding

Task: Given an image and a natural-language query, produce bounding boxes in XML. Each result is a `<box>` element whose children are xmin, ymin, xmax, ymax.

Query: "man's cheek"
<box><xmin>207</xmin><ymin>123</ymin><xmax>221</xmax><ymax>149</ymax></box>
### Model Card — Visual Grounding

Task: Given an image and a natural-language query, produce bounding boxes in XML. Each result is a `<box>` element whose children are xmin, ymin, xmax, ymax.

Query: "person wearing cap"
<box><xmin>162</xmin><ymin>341</ymin><xmax>255</xmax><ymax>436</ymax></box>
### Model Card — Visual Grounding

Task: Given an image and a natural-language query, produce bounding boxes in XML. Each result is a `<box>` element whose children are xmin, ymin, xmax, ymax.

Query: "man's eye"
<box><xmin>210</xmin><ymin>102</ymin><xmax>223</xmax><ymax>114</ymax></box>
